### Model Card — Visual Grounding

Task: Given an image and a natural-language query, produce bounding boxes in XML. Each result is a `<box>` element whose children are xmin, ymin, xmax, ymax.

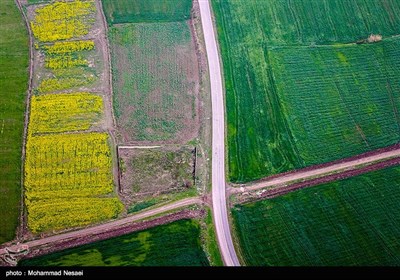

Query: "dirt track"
<box><xmin>0</xmin><ymin>197</ymin><xmax>202</xmax><ymax>263</ymax></box>
<box><xmin>20</xmin><ymin>209</ymin><xmax>203</xmax><ymax>261</ymax></box>
<box><xmin>236</xmin><ymin>146</ymin><xmax>400</xmax><ymax>194</ymax></box>
<box><xmin>254</xmin><ymin>157</ymin><xmax>400</xmax><ymax>201</ymax></box>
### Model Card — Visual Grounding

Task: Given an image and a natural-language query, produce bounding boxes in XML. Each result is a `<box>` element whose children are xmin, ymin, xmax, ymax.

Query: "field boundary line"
<box><xmin>238</xmin><ymin>157</ymin><xmax>400</xmax><ymax>204</ymax></box>
<box><xmin>236</xmin><ymin>146</ymin><xmax>400</xmax><ymax>195</ymax></box>
<box><xmin>118</xmin><ymin>145</ymin><xmax>162</xmax><ymax>149</ymax></box>
<box><xmin>97</xmin><ymin>0</ymin><xmax>117</xmax><ymax>129</ymax></box>
<box><xmin>15</xmin><ymin>0</ymin><xmax>33</xmax><ymax>241</ymax></box>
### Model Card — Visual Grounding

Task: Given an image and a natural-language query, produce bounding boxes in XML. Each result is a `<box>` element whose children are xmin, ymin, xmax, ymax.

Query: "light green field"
<box><xmin>102</xmin><ymin>0</ymin><xmax>192</xmax><ymax>24</ymax></box>
<box><xmin>0</xmin><ymin>0</ymin><xmax>29</xmax><ymax>243</ymax></box>
<box><xmin>110</xmin><ymin>22</ymin><xmax>198</xmax><ymax>142</ymax></box>
<box><xmin>233</xmin><ymin>166</ymin><xmax>400</xmax><ymax>266</ymax></box>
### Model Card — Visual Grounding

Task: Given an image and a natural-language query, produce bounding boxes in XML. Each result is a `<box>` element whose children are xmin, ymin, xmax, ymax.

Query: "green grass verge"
<box><xmin>233</xmin><ymin>165</ymin><xmax>400</xmax><ymax>266</ymax></box>
<box><xmin>211</xmin><ymin>0</ymin><xmax>400</xmax><ymax>183</ymax></box>
<box><xmin>0</xmin><ymin>0</ymin><xmax>29</xmax><ymax>244</ymax></box>
<box><xmin>204</xmin><ymin>209</ymin><xmax>223</xmax><ymax>266</ymax></box>
<box><xmin>102</xmin><ymin>0</ymin><xmax>192</xmax><ymax>24</ymax></box>
<box><xmin>19</xmin><ymin>219</ymin><xmax>210</xmax><ymax>266</ymax></box>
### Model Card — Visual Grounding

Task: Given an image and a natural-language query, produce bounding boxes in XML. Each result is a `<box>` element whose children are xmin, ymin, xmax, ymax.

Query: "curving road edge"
<box><xmin>198</xmin><ymin>0</ymin><xmax>240</xmax><ymax>266</ymax></box>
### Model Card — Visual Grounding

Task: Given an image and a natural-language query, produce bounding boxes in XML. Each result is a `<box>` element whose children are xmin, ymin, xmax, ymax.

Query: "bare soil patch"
<box><xmin>118</xmin><ymin>146</ymin><xmax>196</xmax><ymax>207</ymax></box>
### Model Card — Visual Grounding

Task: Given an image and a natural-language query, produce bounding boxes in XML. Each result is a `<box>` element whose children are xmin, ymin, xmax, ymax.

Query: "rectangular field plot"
<box><xmin>29</xmin><ymin>0</ymin><xmax>95</xmax><ymax>42</ymax></box>
<box><xmin>24</xmin><ymin>133</ymin><xmax>122</xmax><ymax>233</ymax></box>
<box><xmin>212</xmin><ymin>0</ymin><xmax>400</xmax><ymax>183</ymax></box>
<box><xmin>233</xmin><ymin>166</ymin><xmax>400</xmax><ymax>266</ymax></box>
<box><xmin>110</xmin><ymin>22</ymin><xmax>199</xmax><ymax>142</ymax></box>
<box><xmin>29</xmin><ymin>93</ymin><xmax>103</xmax><ymax>134</ymax></box>
<box><xmin>102</xmin><ymin>0</ymin><xmax>192</xmax><ymax>24</ymax></box>
<box><xmin>270</xmin><ymin>39</ymin><xmax>400</xmax><ymax>167</ymax></box>
<box><xmin>119</xmin><ymin>147</ymin><xmax>195</xmax><ymax>208</ymax></box>
<box><xmin>19</xmin><ymin>219</ymin><xmax>210</xmax><ymax>266</ymax></box>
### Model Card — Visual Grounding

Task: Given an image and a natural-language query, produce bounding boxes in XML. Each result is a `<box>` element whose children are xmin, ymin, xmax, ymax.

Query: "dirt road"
<box><xmin>198</xmin><ymin>0</ymin><xmax>240</xmax><ymax>266</ymax></box>
<box><xmin>0</xmin><ymin>197</ymin><xmax>201</xmax><ymax>257</ymax></box>
<box><xmin>237</xmin><ymin>147</ymin><xmax>400</xmax><ymax>194</ymax></box>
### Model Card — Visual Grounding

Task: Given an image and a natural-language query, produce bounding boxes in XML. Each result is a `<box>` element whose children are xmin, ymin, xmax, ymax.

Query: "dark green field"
<box><xmin>233</xmin><ymin>166</ymin><xmax>400</xmax><ymax>266</ymax></box>
<box><xmin>212</xmin><ymin>0</ymin><xmax>400</xmax><ymax>183</ymax></box>
<box><xmin>0</xmin><ymin>0</ymin><xmax>29</xmax><ymax>243</ymax></box>
<box><xmin>19</xmin><ymin>219</ymin><xmax>210</xmax><ymax>266</ymax></box>
<box><xmin>270</xmin><ymin>39</ymin><xmax>400</xmax><ymax>166</ymax></box>
<box><xmin>102</xmin><ymin>0</ymin><xmax>192</xmax><ymax>24</ymax></box>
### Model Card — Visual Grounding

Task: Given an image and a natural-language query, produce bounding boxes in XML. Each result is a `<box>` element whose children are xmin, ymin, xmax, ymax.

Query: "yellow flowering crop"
<box><xmin>25</xmin><ymin>132</ymin><xmax>114</xmax><ymax>199</ymax></box>
<box><xmin>27</xmin><ymin>197</ymin><xmax>123</xmax><ymax>233</ymax></box>
<box><xmin>38</xmin><ymin>76</ymin><xmax>94</xmax><ymax>93</ymax></box>
<box><xmin>43</xmin><ymin>40</ymin><xmax>95</xmax><ymax>55</ymax></box>
<box><xmin>25</xmin><ymin>132</ymin><xmax>122</xmax><ymax>233</ymax></box>
<box><xmin>30</xmin><ymin>93</ymin><xmax>103</xmax><ymax>134</ymax></box>
<box><xmin>25</xmin><ymin>1</ymin><xmax>123</xmax><ymax>234</ymax></box>
<box><xmin>45</xmin><ymin>55</ymin><xmax>88</xmax><ymax>69</ymax></box>
<box><xmin>30</xmin><ymin>1</ymin><xmax>95</xmax><ymax>42</ymax></box>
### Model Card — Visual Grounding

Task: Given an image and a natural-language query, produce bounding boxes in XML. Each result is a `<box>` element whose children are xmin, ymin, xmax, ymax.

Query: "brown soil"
<box><xmin>118</xmin><ymin>146</ymin><xmax>196</xmax><ymax>206</ymax></box>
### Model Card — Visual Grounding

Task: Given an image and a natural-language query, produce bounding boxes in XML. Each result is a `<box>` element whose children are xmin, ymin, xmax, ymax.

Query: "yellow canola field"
<box><xmin>30</xmin><ymin>0</ymin><xmax>95</xmax><ymax>42</ymax></box>
<box><xmin>25</xmin><ymin>132</ymin><xmax>122</xmax><ymax>233</ymax></box>
<box><xmin>43</xmin><ymin>40</ymin><xmax>95</xmax><ymax>55</ymax></box>
<box><xmin>27</xmin><ymin>197</ymin><xmax>123</xmax><ymax>233</ymax></box>
<box><xmin>45</xmin><ymin>55</ymin><xmax>88</xmax><ymax>69</ymax></box>
<box><xmin>38</xmin><ymin>76</ymin><xmax>95</xmax><ymax>93</ymax></box>
<box><xmin>30</xmin><ymin>92</ymin><xmax>103</xmax><ymax>134</ymax></box>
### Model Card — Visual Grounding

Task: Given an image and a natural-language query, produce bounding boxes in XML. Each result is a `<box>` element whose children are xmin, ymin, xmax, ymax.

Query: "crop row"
<box><xmin>43</xmin><ymin>40</ymin><xmax>95</xmax><ymax>54</ymax></box>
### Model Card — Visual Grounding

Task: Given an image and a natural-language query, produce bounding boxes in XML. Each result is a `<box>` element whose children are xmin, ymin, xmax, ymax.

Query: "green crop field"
<box><xmin>0</xmin><ymin>0</ymin><xmax>29</xmax><ymax>243</ymax></box>
<box><xmin>19</xmin><ymin>219</ymin><xmax>210</xmax><ymax>266</ymax></box>
<box><xmin>109</xmin><ymin>22</ymin><xmax>199</xmax><ymax>142</ymax></box>
<box><xmin>270</xmin><ymin>39</ymin><xmax>400</xmax><ymax>166</ymax></box>
<box><xmin>212</xmin><ymin>0</ymin><xmax>400</xmax><ymax>183</ymax></box>
<box><xmin>102</xmin><ymin>0</ymin><xmax>192</xmax><ymax>24</ymax></box>
<box><xmin>233</xmin><ymin>166</ymin><xmax>400</xmax><ymax>266</ymax></box>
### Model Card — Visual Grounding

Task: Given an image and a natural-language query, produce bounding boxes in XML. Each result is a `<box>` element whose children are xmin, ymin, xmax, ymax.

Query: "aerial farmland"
<box><xmin>212</xmin><ymin>0</ymin><xmax>400</xmax><ymax>266</ymax></box>
<box><xmin>1</xmin><ymin>0</ymin><xmax>400</xmax><ymax>269</ymax></box>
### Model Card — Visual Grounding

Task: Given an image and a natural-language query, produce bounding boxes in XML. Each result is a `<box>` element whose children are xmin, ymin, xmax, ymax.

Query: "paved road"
<box><xmin>0</xmin><ymin>197</ymin><xmax>201</xmax><ymax>256</ymax></box>
<box><xmin>237</xmin><ymin>148</ymin><xmax>400</xmax><ymax>193</ymax></box>
<box><xmin>198</xmin><ymin>0</ymin><xmax>240</xmax><ymax>266</ymax></box>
